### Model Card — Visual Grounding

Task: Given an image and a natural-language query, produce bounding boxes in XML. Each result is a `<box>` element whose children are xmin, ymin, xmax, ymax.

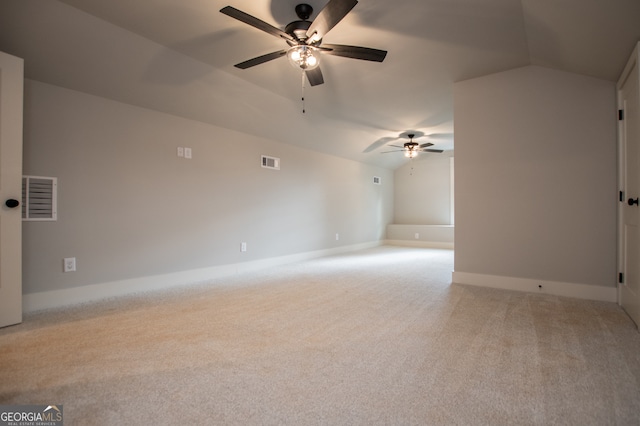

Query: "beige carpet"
<box><xmin>1</xmin><ymin>246</ymin><xmax>639</xmax><ymax>425</ymax></box>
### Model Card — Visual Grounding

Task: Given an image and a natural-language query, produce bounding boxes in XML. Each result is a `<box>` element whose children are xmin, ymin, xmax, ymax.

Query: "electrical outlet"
<box><xmin>336</xmin><ymin>233</ymin><xmax>339</xmax><ymax>241</ymax></box>
<box><xmin>414</xmin><ymin>233</ymin><xmax>420</xmax><ymax>239</ymax></box>
<box><xmin>63</xmin><ymin>257</ymin><xmax>76</xmax><ymax>272</ymax></box>
<box><xmin>241</xmin><ymin>242</ymin><xmax>247</xmax><ymax>252</ymax></box>
<box><xmin>177</xmin><ymin>147</ymin><xmax>184</xmax><ymax>157</ymax></box>
<box><xmin>184</xmin><ymin>147</ymin><xmax>192</xmax><ymax>159</ymax></box>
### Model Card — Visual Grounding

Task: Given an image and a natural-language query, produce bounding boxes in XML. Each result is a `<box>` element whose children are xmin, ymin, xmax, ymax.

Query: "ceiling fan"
<box><xmin>380</xmin><ymin>134</ymin><xmax>444</xmax><ymax>158</ymax></box>
<box><xmin>220</xmin><ymin>0</ymin><xmax>388</xmax><ymax>87</ymax></box>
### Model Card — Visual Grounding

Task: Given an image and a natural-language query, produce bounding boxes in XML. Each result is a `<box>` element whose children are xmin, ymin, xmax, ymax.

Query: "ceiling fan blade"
<box><xmin>388</xmin><ymin>144</ymin><xmax>405</xmax><ymax>149</ymax></box>
<box><xmin>380</xmin><ymin>150</ymin><xmax>403</xmax><ymax>154</ymax></box>
<box><xmin>363</xmin><ymin>136</ymin><xmax>397</xmax><ymax>153</ymax></box>
<box><xmin>305</xmin><ymin>67</ymin><xmax>324</xmax><ymax>86</ymax></box>
<box><xmin>220</xmin><ymin>6</ymin><xmax>294</xmax><ymax>42</ymax></box>
<box><xmin>321</xmin><ymin>44</ymin><xmax>387</xmax><ymax>62</ymax></box>
<box><xmin>306</xmin><ymin>0</ymin><xmax>358</xmax><ymax>43</ymax></box>
<box><xmin>419</xmin><ymin>142</ymin><xmax>434</xmax><ymax>148</ymax></box>
<box><xmin>234</xmin><ymin>50</ymin><xmax>287</xmax><ymax>69</ymax></box>
<box><xmin>420</xmin><ymin>149</ymin><xmax>444</xmax><ymax>153</ymax></box>
<box><xmin>424</xmin><ymin>133</ymin><xmax>454</xmax><ymax>140</ymax></box>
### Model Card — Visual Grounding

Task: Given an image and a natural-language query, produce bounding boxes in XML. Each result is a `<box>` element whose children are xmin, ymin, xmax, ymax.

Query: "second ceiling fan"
<box><xmin>220</xmin><ymin>0</ymin><xmax>387</xmax><ymax>86</ymax></box>
<box><xmin>381</xmin><ymin>134</ymin><xmax>444</xmax><ymax>158</ymax></box>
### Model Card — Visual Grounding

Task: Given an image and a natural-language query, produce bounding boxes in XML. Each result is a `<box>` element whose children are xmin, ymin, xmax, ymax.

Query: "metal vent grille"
<box><xmin>373</xmin><ymin>176</ymin><xmax>381</xmax><ymax>185</ymax></box>
<box><xmin>22</xmin><ymin>176</ymin><xmax>57</xmax><ymax>221</ymax></box>
<box><xmin>261</xmin><ymin>155</ymin><xmax>280</xmax><ymax>170</ymax></box>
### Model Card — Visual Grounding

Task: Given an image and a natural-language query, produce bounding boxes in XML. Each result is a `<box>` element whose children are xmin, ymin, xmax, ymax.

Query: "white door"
<box><xmin>619</xmin><ymin>43</ymin><xmax>640</xmax><ymax>328</ymax></box>
<box><xmin>0</xmin><ymin>51</ymin><xmax>24</xmax><ymax>328</ymax></box>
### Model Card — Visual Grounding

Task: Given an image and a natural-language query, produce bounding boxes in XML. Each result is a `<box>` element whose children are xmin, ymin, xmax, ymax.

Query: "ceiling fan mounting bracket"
<box><xmin>295</xmin><ymin>4</ymin><xmax>313</xmax><ymax>20</ymax></box>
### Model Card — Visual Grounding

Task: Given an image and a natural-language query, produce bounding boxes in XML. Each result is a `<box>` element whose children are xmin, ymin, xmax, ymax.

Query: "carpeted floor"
<box><xmin>1</xmin><ymin>246</ymin><xmax>639</xmax><ymax>425</ymax></box>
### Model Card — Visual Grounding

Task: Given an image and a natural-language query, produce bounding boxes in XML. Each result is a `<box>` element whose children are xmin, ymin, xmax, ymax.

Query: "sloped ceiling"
<box><xmin>1</xmin><ymin>0</ymin><xmax>639</xmax><ymax>169</ymax></box>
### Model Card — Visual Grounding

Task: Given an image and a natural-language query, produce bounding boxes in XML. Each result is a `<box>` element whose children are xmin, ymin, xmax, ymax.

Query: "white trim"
<box><xmin>449</xmin><ymin>157</ymin><xmax>455</xmax><ymax>225</ymax></box>
<box><xmin>452</xmin><ymin>271</ymin><xmax>617</xmax><ymax>302</ymax></box>
<box><xmin>385</xmin><ymin>239</ymin><xmax>454</xmax><ymax>249</ymax></box>
<box><xmin>385</xmin><ymin>224</ymin><xmax>454</xmax><ymax>246</ymax></box>
<box><xmin>617</xmin><ymin>88</ymin><xmax>625</xmax><ymax>307</ymax></box>
<box><xmin>24</xmin><ymin>241</ymin><xmax>383</xmax><ymax>312</ymax></box>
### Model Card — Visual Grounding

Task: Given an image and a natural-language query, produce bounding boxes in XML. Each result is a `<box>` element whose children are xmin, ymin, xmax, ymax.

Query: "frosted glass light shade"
<box><xmin>287</xmin><ymin>45</ymin><xmax>320</xmax><ymax>70</ymax></box>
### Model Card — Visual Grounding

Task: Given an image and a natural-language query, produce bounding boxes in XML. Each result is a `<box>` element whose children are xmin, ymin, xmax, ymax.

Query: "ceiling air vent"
<box><xmin>373</xmin><ymin>176</ymin><xmax>381</xmax><ymax>185</ymax></box>
<box><xmin>22</xmin><ymin>176</ymin><xmax>58</xmax><ymax>221</ymax></box>
<box><xmin>261</xmin><ymin>155</ymin><xmax>280</xmax><ymax>170</ymax></box>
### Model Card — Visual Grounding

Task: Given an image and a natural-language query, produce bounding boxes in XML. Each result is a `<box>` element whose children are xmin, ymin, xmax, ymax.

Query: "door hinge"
<box><xmin>620</xmin><ymin>191</ymin><xmax>625</xmax><ymax>202</ymax></box>
<box><xmin>619</xmin><ymin>272</ymin><xmax>624</xmax><ymax>284</ymax></box>
<box><xmin>618</xmin><ymin>109</ymin><xmax>624</xmax><ymax>120</ymax></box>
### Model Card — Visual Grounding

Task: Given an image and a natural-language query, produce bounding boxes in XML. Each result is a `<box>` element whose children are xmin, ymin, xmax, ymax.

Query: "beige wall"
<box><xmin>394</xmin><ymin>154</ymin><xmax>453</xmax><ymax>225</ymax></box>
<box><xmin>454</xmin><ymin>65</ymin><xmax>617</xmax><ymax>288</ymax></box>
<box><xmin>22</xmin><ymin>80</ymin><xmax>394</xmax><ymax>295</ymax></box>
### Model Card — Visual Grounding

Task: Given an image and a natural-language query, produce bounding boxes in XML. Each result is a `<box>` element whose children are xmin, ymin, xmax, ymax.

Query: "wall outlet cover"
<box><xmin>64</xmin><ymin>257</ymin><xmax>76</xmax><ymax>272</ymax></box>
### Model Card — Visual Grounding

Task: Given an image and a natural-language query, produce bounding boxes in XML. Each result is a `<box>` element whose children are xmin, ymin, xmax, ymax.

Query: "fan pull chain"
<box><xmin>301</xmin><ymin>71</ymin><xmax>306</xmax><ymax>114</ymax></box>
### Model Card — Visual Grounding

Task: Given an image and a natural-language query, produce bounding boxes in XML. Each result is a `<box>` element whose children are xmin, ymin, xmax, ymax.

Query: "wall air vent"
<box><xmin>261</xmin><ymin>155</ymin><xmax>280</xmax><ymax>170</ymax></box>
<box><xmin>22</xmin><ymin>176</ymin><xmax>58</xmax><ymax>221</ymax></box>
<box><xmin>373</xmin><ymin>176</ymin><xmax>381</xmax><ymax>185</ymax></box>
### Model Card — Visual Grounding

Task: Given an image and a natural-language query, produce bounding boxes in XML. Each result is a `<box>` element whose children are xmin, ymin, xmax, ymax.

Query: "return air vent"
<box><xmin>261</xmin><ymin>155</ymin><xmax>280</xmax><ymax>170</ymax></box>
<box><xmin>22</xmin><ymin>176</ymin><xmax>57</xmax><ymax>221</ymax></box>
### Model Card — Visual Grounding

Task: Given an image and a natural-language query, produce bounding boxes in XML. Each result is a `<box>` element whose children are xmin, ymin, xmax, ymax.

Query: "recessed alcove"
<box><xmin>388</xmin><ymin>153</ymin><xmax>454</xmax><ymax>248</ymax></box>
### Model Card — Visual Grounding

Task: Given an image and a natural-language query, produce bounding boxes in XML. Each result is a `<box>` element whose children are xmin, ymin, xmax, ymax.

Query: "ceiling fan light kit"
<box><xmin>405</xmin><ymin>148</ymin><xmax>419</xmax><ymax>159</ymax></box>
<box><xmin>287</xmin><ymin>45</ymin><xmax>320</xmax><ymax>70</ymax></box>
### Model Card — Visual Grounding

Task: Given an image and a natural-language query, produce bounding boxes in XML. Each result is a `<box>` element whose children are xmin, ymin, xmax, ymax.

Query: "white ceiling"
<box><xmin>1</xmin><ymin>0</ymin><xmax>639</xmax><ymax>169</ymax></box>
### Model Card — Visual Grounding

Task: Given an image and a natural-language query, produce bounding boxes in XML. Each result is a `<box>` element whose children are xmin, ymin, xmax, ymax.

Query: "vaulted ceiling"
<box><xmin>1</xmin><ymin>0</ymin><xmax>639</xmax><ymax>169</ymax></box>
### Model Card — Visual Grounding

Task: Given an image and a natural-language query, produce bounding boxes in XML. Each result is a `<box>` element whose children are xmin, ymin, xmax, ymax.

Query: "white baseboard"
<box><xmin>23</xmin><ymin>241</ymin><xmax>383</xmax><ymax>313</ymax></box>
<box><xmin>452</xmin><ymin>271</ymin><xmax>617</xmax><ymax>303</ymax></box>
<box><xmin>385</xmin><ymin>239</ymin><xmax>454</xmax><ymax>249</ymax></box>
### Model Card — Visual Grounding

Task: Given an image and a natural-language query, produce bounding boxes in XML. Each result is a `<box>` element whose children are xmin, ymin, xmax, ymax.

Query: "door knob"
<box><xmin>5</xmin><ymin>199</ymin><xmax>20</xmax><ymax>208</ymax></box>
<box><xmin>629</xmin><ymin>197</ymin><xmax>639</xmax><ymax>206</ymax></box>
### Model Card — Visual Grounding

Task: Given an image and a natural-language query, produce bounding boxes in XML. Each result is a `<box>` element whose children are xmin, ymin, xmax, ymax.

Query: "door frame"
<box><xmin>617</xmin><ymin>42</ymin><xmax>640</xmax><ymax>324</ymax></box>
<box><xmin>0</xmin><ymin>51</ymin><xmax>24</xmax><ymax>328</ymax></box>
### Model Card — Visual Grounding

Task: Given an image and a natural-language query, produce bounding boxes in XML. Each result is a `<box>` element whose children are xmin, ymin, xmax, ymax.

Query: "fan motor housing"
<box><xmin>285</xmin><ymin>20</ymin><xmax>312</xmax><ymax>41</ymax></box>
